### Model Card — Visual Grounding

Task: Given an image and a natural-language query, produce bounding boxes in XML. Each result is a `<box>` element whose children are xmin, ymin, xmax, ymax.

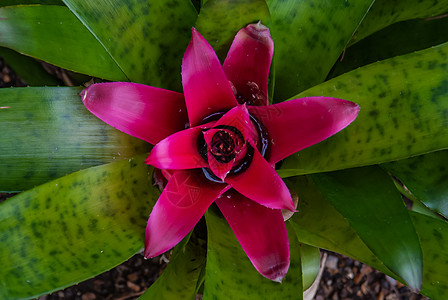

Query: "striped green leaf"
<box><xmin>279</xmin><ymin>42</ymin><xmax>448</xmax><ymax>178</ymax></box>
<box><xmin>0</xmin><ymin>87</ymin><xmax>148</xmax><ymax>192</ymax></box>
<box><xmin>62</xmin><ymin>0</ymin><xmax>197</xmax><ymax>90</ymax></box>
<box><xmin>0</xmin><ymin>155</ymin><xmax>158</xmax><ymax>299</ymax></box>
<box><xmin>0</xmin><ymin>5</ymin><xmax>127</xmax><ymax>81</ymax></box>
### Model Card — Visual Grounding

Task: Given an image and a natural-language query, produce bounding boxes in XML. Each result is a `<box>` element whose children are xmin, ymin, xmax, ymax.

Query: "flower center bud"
<box><xmin>210</xmin><ymin>130</ymin><xmax>236</xmax><ymax>163</ymax></box>
<box><xmin>197</xmin><ymin>112</ymin><xmax>270</xmax><ymax>183</ymax></box>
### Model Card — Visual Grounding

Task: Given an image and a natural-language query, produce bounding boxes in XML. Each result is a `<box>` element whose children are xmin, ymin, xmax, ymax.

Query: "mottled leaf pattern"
<box><xmin>266</xmin><ymin>0</ymin><xmax>375</xmax><ymax>99</ymax></box>
<box><xmin>62</xmin><ymin>0</ymin><xmax>197</xmax><ymax>90</ymax></box>
<box><xmin>0</xmin><ymin>155</ymin><xmax>158</xmax><ymax>299</ymax></box>
<box><xmin>195</xmin><ymin>0</ymin><xmax>270</xmax><ymax>61</ymax></box>
<box><xmin>279</xmin><ymin>43</ymin><xmax>448</xmax><ymax>177</ymax></box>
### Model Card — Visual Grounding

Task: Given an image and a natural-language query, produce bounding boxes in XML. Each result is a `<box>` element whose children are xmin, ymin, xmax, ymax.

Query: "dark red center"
<box><xmin>210</xmin><ymin>130</ymin><xmax>236</xmax><ymax>163</ymax></box>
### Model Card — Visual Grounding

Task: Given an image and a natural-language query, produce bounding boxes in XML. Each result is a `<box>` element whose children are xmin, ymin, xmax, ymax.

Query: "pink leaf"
<box><xmin>249</xmin><ymin>97</ymin><xmax>360</xmax><ymax>163</ymax></box>
<box><xmin>146</xmin><ymin>126</ymin><xmax>208</xmax><ymax>169</ymax></box>
<box><xmin>145</xmin><ymin>169</ymin><xmax>229</xmax><ymax>257</ymax></box>
<box><xmin>225</xmin><ymin>142</ymin><xmax>295</xmax><ymax>211</ymax></box>
<box><xmin>182</xmin><ymin>28</ymin><xmax>238</xmax><ymax>126</ymax></box>
<box><xmin>216</xmin><ymin>190</ymin><xmax>290</xmax><ymax>282</ymax></box>
<box><xmin>81</xmin><ymin>82</ymin><xmax>187</xmax><ymax>145</ymax></box>
<box><xmin>224</xmin><ymin>23</ymin><xmax>274</xmax><ymax>106</ymax></box>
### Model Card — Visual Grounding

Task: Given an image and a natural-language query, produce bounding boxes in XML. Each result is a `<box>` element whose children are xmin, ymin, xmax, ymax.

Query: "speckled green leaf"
<box><xmin>0</xmin><ymin>5</ymin><xmax>127</xmax><ymax>81</ymax></box>
<box><xmin>311</xmin><ymin>166</ymin><xmax>423</xmax><ymax>290</ymax></box>
<box><xmin>0</xmin><ymin>155</ymin><xmax>158</xmax><ymax>299</ymax></box>
<box><xmin>0</xmin><ymin>47</ymin><xmax>60</xmax><ymax>86</ymax></box>
<box><xmin>266</xmin><ymin>0</ymin><xmax>375</xmax><ymax>100</ymax></box>
<box><xmin>62</xmin><ymin>0</ymin><xmax>197</xmax><ymax>90</ymax></box>
<box><xmin>139</xmin><ymin>234</ymin><xmax>206</xmax><ymax>300</ymax></box>
<box><xmin>350</xmin><ymin>0</ymin><xmax>448</xmax><ymax>45</ymax></box>
<box><xmin>0</xmin><ymin>87</ymin><xmax>148</xmax><ymax>192</ymax></box>
<box><xmin>382</xmin><ymin>151</ymin><xmax>448</xmax><ymax>218</ymax></box>
<box><xmin>195</xmin><ymin>0</ymin><xmax>270</xmax><ymax>61</ymax></box>
<box><xmin>0</xmin><ymin>0</ymin><xmax>63</xmax><ymax>6</ymax></box>
<box><xmin>287</xmin><ymin>175</ymin><xmax>448</xmax><ymax>298</ymax></box>
<box><xmin>278</xmin><ymin>43</ymin><xmax>448</xmax><ymax>178</ymax></box>
<box><xmin>204</xmin><ymin>208</ymin><xmax>302</xmax><ymax>300</ymax></box>
<box><xmin>300</xmin><ymin>243</ymin><xmax>320</xmax><ymax>291</ymax></box>
<box><xmin>330</xmin><ymin>17</ymin><xmax>448</xmax><ymax>78</ymax></box>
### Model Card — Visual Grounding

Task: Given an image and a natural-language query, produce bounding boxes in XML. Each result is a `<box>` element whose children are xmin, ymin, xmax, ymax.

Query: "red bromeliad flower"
<box><xmin>81</xmin><ymin>23</ymin><xmax>359</xmax><ymax>282</ymax></box>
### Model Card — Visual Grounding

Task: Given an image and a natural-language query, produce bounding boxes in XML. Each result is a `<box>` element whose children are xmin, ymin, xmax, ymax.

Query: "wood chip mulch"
<box><xmin>316</xmin><ymin>252</ymin><xmax>429</xmax><ymax>300</ymax></box>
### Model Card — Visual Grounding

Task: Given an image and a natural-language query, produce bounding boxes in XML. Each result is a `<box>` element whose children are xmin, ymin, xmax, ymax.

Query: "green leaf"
<box><xmin>0</xmin><ymin>0</ymin><xmax>63</xmax><ymax>6</ymax></box>
<box><xmin>287</xmin><ymin>175</ymin><xmax>395</xmax><ymax>276</ymax></box>
<box><xmin>204</xmin><ymin>207</ymin><xmax>303</xmax><ymax>300</ymax></box>
<box><xmin>139</xmin><ymin>234</ymin><xmax>204</xmax><ymax>300</ymax></box>
<box><xmin>0</xmin><ymin>5</ymin><xmax>127</xmax><ymax>81</ymax></box>
<box><xmin>382</xmin><ymin>150</ymin><xmax>448</xmax><ymax>218</ymax></box>
<box><xmin>0</xmin><ymin>155</ymin><xmax>158</xmax><ymax>299</ymax></box>
<box><xmin>311</xmin><ymin>166</ymin><xmax>423</xmax><ymax>290</ymax></box>
<box><xmin>410</xmin><ymin>211</ymin><xmax>448</xmax><ymax>298</ymax></box>
<box><xmin>286</xmin><ymin>175</ymin><xmax>448</xmax><ymax>299</ymax></box>
<box><xmin>300</xmin><ymin>243</ymin><xmax>320</xmax><ymax>291</ymax></box>
<box><xmin>195</xmin><ymin>0</ymin><xmax>270</xmax><ymax>61</ymax></box>
<box><xmin>278</xmin><ymin>42</ymin><xmax>448</xmax><ymax>178</ymax></box>
<box><xmin>139</xmin><ymin>234</ymin><xmax>206</xmax><ymax>300</ymax></box>
<box><xmin>62</xmin><ymin>0</ymin><xmax>197</xmax><ymax>90</ymax></box>
<box><xmin>0</xmin><ymin>87</ymin><xmax>148</xmax><ymax>192</ymax></box>
<box><xmin>266</xmin><ymin>0</ymin><xmax>375</xmax><ymax>100</ymax></box>
<box><xmin>330</xmin><ymin>17</ymin><xmax>448</xmax><ymax>78</ymax></box>
<box><xmin>351</xmin><ymin>0</ymin><xmax>448</xmax><ymax>45</ymax></box>
<box><xmin>0</xmin><ymin>47</ymin><xmax>60</xmax><ymax>86</ymax></box>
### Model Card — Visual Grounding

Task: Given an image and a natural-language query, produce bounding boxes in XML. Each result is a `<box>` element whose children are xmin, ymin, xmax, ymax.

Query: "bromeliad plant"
<box><xmin>81</xmin><ymin>24</ymin><xmax>359</xmax><ymax>282</ymax></box>
<box><xmin>0</xmin><ymin>0</ymin><xmax>448</xmax><ymax>299</ymax></box>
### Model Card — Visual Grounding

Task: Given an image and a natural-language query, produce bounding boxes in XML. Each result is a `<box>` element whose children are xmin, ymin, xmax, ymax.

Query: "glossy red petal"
<box><xmin>223</xmin><ymin>23</ymin><xmax>274</xmax><ymax>106</ymax></box>
<box><xmin>249</xmin><ymin>97</ymin><xmax>360</xmax><ymax>163</ymax></box>
<box><xmin>225</xmin><ymin>143</ymin><xmax>295</xmax><ymax>211</ymax></box>
<box><xmin>206</xmin><ymin>150</ymin><xmax>235</xmax><ymax>181</ymax></box>
<box><xmin>81</xmin><ymin>82</ymin><xmax>187</xmax><ymax>145</ymax></box>
<box><xmin>213</xmin><ymin>104</ymin><xmax>258</xmax><ymax>143</ymax></box>
<box><xmin>182</xmin><ymin>28</ymin><xmax>238</xmax><ymax>126</ymax></box>
<box><xmin>216</xmin><ymin>190</ymin><xmax>290</xmax><ymax>282</ymax></box>
<box><xmin>145</xmin><ymin>169</ymin><xmax>229</xmax><ymax>257</ymax></box>
<box><xmin>146</xmin><ymin>127</ymin><xmax>208</xmax><ymax>169</ymax></box>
